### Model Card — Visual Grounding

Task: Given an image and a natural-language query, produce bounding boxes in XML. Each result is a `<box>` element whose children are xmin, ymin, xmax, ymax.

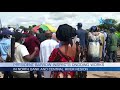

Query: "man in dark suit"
<box><xmin>76</xmin><ymin>23</ymin><xmax>88</xmax><ymax>61</ymax></box>
<box><xmin>76</xmin><ymin>23</ymin><xmax>88</xmax><ymax>78</ymax></box>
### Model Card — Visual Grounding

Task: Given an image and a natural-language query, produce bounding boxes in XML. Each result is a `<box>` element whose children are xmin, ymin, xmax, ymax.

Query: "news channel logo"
<box><xmin>99</xmin><ymin>18</ymin><xmax>113</xmax><ymax>24</ymax></box>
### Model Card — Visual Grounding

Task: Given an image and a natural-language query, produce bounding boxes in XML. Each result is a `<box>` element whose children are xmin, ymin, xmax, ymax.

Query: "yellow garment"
<box><xmin>98</xmin><ymin>32</ymin><xmax>104</xmax><ymax>59</ymax></box>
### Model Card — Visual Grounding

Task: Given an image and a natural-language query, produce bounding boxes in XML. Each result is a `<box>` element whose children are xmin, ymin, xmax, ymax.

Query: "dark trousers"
<box><xmin>80</xmin><ymin>47</ymin><xmax>87</xmax><ymax>62</ymax></box>
<box><xmin>75</xmin><ymin>71</ymin><xmax>87</xmax><ymax>78</ymax></box>
<box><xmin>109</xmin><ymin>51</ymin><xmax>117</xmax><ymax>62</ymax></box>
<box><xmin>3</xmin><ymin>60</ymin><xmax>13</xmax><ymax>78</ymax></box>
<box><xmin>30</xmin><ymin>57</ymin><xmax>42</xmax><ymax>78</ymax></box>
<box><xmin>30</xmin><ymin>71</ymin><xmax>42</xmax><ymax>78</ymax></box>
<box><xmin>78</xmin><ymin>47</ymin><xmax>87</xmax><ymax>78</ymax></box>
<box><xmin>104</xmin><ymin>49</ymin><xmax>111</xmax><ymax>62</ymax></box>
<box><xmin>3</xmin><ymin>71</ymin><xmax>13</xmax><ymax>78</ymax></box>
<box><xmin>78</xmin><ymin>71</ymin><xmax>87</xmax><ymax>78</ymax></box>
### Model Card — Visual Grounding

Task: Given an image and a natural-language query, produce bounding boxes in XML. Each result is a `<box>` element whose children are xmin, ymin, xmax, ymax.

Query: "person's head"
<box><xmin>110</xmin><ymin>27</ymin><xmax>116</xmax><ymax>33</ymax></box>
<box><xmin>52</xmin><ymin>33</ymin><xmax>56</xmax><ymax>39</ymax></box>
<box><xmin>2</xmin><ymin>28</ymin><xmax>14</xmax><ymax>38</ymax></box>
<box><xmin>52</xmin><ymin>33</ymin><xmax>59</xmax><ymax>42</ymax></box>
<box><xmin>97</xmin><ymin>26</ymin><xmax>101</xmax><ymax>32</ymax></box>
<box><xmin>16</xmin><ymin>29</ymin><xmax>19</xmax><ymax>32</ymax></box>
<box><xmin>90</xmin><ymin>26</ymin><xmax>97</xmax><ymax>32</ymax></box>
<box><xmin>104</xmin><ymin>29</ymin><xmax>107</xmax><ymax>32</ymax></box>
<box><xmin>56</xmin><ymin>24</ymin><xmax>76</xmax><ymax>46</ymax></box>
<box><xmin>45</xmin><ymin>30</ymin><xmax>52</xmax><ymax>39</ymax></box>
<box><xmin>102</xmin><ymin>28</ymin><xmax>104</xmax><ymax>30</ymax></box>
<box><xmin>77</xmin><ymin>23</ymin><xmax>82</xmax><ymax>29</ymax></box>
<box><xmin>39</xmin><ymin>28</ymin><xmax>45</xmax><ymax>33</ymax></box>
<box><xmin>29</xmin><ymin>30</ymin><xmax>34</xmax><ymax>36</ymax></box>
<box><xmin>8</xmin><ymin>27</ymin><xmax>11</xmax><ymax>29</ymax></box>
<box><xmin>13</xmin><ymin>32</ymin><xmax>24</xmax><ymax>43</ymax></box>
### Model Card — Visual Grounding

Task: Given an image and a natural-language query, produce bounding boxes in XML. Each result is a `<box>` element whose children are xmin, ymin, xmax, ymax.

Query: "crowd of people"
<box><xmin>0</xmin><ymin>23</ymin><xmax>119</xmax><ymax>78</ymax></box>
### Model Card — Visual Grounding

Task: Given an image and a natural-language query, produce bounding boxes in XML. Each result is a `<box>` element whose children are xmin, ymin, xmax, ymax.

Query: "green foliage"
<box><xmin>98</xmin><ymin>18</ymin><xmax>120</xmax><ymax>32</ymax></box>
<box><xmin>19</xmin><ymin>26</ymin><xmax>25</xmax><ymax>29</ymax></box>
<box><xmin>116</xmin><ymin>23</ymin><xmax>120</xmax><ymax>32</ymax></box>
<box><xmin>32</xmin><ymin>25</ymin><xmax>37</xmax><ymax>28</ymax></box>
<box><xmin>98</xmin><ymin>19</ymin><xmax>117</xmax><ymax>30</ymax></box>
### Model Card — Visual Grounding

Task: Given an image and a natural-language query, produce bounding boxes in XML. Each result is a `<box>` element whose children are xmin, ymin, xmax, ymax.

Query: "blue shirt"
<box><xmin>0</xmin><ymin>38</ymin><xmax>11</xmax><ymax>61</ymax></box>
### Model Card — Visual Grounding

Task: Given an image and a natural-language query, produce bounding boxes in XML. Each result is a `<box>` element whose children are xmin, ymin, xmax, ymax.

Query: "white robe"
<box><xmin>88</xmin><ymin>32</ymin><xmax>100</xmax><ymax>58</ymax></box>
<box><xmin>39</xmin><ymin>39</ymin><xmax>59</xmax><ymax>78</ymax></box>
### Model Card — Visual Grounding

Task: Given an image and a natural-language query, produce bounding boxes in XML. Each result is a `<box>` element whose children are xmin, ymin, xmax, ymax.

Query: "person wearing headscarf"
<box><xmin>87</xmin><ymin>26</ymin><xmax>102</xmax><ymax>62</ymax></box>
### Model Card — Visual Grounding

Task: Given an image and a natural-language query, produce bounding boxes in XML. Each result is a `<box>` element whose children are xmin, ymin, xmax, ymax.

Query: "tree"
<box><xmin>19</xmin><ymin>26</ymin><xmax>25</xmax><ymax>29</ymax></box>
<box><xmin>29</xmin><ymin>26</ymin><xmax>32</xmax><ymax>29</ymax></box>
<box><xmin>116</xmin><ymin>23</ymin><xmax>120</xmax><ymax>32</ymax></box>
<box><xmin>32</xmin><ymin>25</ymin><xmax>37</xmax><ymax>28</ymax></box>
<box><xmin>98</xmin><ymin>19</ymin><xmax>117</xmax><ymax>30</ymax></box>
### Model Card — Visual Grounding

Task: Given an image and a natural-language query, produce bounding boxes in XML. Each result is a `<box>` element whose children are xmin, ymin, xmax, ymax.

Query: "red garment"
<box><xmin>49</xmin><ymin>48</ymin><xmax>75</xmax><ymax>78</ymax></box>
<box><xmin>23</xmin><ymin>32</ymin><xmax>28</xmax><ymax>35</ymax></box>
<box><xmin>24</xmin><ymin>35</ymin><xmax>40</xmax><ymax>57</ymax></box>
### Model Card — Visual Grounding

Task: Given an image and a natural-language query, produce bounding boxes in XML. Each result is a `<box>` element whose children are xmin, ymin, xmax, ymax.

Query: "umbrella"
<box><xmin>32</xmin><ymin>25</ymin><xmax>40</xmax><ymax>33</ymax></box>
<box><xmin>44</xmin><ymin>24</ymin><xmax>57</xmax><ymax>32</ymax></box>
<box><xmin>32</xmin><ymin>25</ymin><xmax>49</xmax><ymax>33</ymax></box>
<box><xmin>32</xmin><ymin>24</ymin><xmax>57</xmax><ymax>33</ymax></box>
<box><xmin>40</xmin><ymin>24</ymin><xmax>49</xmax><ymax>31</ymax></box>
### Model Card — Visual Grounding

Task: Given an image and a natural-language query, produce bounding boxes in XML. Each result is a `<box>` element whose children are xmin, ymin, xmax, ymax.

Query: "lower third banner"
<box><xmin>0</xmin><ymin>67</ymin><xmax>120</xmax><ymax>71</ymax></box>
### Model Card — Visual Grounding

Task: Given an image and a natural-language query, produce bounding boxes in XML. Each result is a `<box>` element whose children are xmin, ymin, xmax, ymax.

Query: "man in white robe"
<box><xmin>39</xmin><ymin>31</ymin><xmax>58</xmax><ymax>78</ymax></box>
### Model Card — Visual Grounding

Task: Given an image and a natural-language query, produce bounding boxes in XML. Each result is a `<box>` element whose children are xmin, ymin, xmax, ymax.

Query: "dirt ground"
<box><xmin>88</xmin><ymin>48</ymin><xmax>120</xmax><ymax>78</ymax></box>
<box><xmin>87</xmin><ymin>72</ymin><xmax>120</xmax><ymax>78</ymax></box>
<box><xmin>87</xmin><ymin>48</ymin><xmax>120</xmax><ymax>78</ymax></box>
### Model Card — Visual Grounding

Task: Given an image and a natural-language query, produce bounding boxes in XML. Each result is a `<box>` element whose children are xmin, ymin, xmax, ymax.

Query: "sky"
<box><xmin>0</xmin><ymin>12</ymin><xmax>120</xmax><ymax>29</ymax></box>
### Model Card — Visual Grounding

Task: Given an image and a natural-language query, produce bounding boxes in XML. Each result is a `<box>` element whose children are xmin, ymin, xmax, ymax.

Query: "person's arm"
<box><xmin>0</xmin><ymin>57</ymin><xmax>3</xmax><ymax>62</ymax></box>
<box><xmin>6</xmin><ymin>47</ymin><xmax>12</xmax><ymax>62</ymax></box>
<box><xmin>23</xmin><ymin>47</ymin><xmax>38</xmax><ymax>62</ymax></box>
<box><xmin>0</xmin><ymin>53</ymin><xmax>4</xmax><ymax>62</ymax></box>
<box><xmin>39</xmin><ymin>46</ymin><xmax>43</xmax><ymax>62</ymax></box>
<box><xmin>85</xmin><ymin>31</ymin><xmax>89</xmax><ymax>49</ymax></box>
